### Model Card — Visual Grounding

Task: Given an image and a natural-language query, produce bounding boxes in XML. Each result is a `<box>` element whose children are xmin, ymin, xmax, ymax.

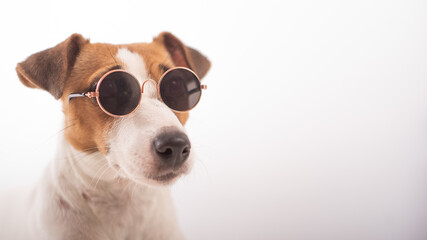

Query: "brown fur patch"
<box><xmin>61</xmin><ymin>43</ymin><xmax>120</xmax><ymax>154</ymax></box>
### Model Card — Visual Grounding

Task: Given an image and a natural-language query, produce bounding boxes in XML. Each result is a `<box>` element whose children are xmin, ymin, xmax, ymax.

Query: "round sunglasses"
<box><xmin>68</xmin><ymin>67</ymin><xmax>207</xmax><ymax>117</ymax></box>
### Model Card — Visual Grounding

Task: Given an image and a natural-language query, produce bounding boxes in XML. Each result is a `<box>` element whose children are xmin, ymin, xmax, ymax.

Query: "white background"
<box><xmin>1</xmin><ymin>0</ymin><xmax>427</xmax><ymax>239</ymax></box>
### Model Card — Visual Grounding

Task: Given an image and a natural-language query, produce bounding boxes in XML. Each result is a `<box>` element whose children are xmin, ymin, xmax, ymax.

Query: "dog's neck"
<box><xmin>45</xmin><ymin>134</ymin><xmax>183</xmax><ymax>239</ymax></box>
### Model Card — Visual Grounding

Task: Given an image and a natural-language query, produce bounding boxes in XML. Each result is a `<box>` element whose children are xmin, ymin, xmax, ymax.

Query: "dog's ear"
<box><xmin>155</xmin><ymin>32</ymin><xmax>211</xmax><ymax>79</ymax></box>
<box><xmin>16</xmin><ymin>34</ymin><xmax>89</xmax><ymax>99</ymax></box>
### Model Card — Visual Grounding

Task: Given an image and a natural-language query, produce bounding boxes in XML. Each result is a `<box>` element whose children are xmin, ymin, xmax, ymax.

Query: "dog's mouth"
<box><xmin>147</xmin><ymin>172</ymin><xmax>179</xmax><ymax>182</ymax></box>
<box><xmin>142</xmin><ymin>167</ymin><xmax>188</xmax><ymax>185</ymax></box>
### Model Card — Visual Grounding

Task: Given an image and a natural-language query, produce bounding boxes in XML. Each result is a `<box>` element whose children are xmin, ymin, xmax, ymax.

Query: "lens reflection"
<box><xmin>159</xmin><ymin>68</ymin><xmax>201</xmax><ymax>111</ymax></box>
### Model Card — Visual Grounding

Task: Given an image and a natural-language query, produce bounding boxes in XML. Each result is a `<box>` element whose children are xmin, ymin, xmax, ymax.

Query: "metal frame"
<box><xmin>68</xmin><ymin>67</ymin><xmax>207</xmax><ymax>117</ymax></box>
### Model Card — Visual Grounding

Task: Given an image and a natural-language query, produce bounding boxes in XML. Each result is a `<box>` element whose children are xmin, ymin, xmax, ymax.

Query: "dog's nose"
<box><xmin>153</xmin><ymin>131</ymin><xmax>191</xmax><ymax>167</ymax></box>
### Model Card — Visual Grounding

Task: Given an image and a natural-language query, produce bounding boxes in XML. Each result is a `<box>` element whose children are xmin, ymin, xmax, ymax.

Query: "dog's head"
<box><xmin>16</xmin><ymin>33</ymin><xmax>210</xmax><ymax>186</ymax></box>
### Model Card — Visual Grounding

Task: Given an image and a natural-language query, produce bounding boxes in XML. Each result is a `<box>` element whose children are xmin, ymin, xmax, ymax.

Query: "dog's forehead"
<box><xmin>120</xmin><ymin>43</ymin><xmax>173</xmax><ymax>80</ymax></box>
<box><xmin>70</xmin><ymin>41</ymin><xmax>171</xmax><ymax>87</ymax></box>
<box><xmin>123</xmin><ymin>42</ymin><xmax>171</xmax><ymax>66</ymax></box>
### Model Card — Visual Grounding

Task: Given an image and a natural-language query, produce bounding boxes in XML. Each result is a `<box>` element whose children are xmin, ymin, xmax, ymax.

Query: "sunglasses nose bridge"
<box><xmin>141</xmin><ymin>79</ymin><xmax>156</xmax><ymax>92</ymax></box>
<box><xmin>141</xmin><ymin>79</ymin><xmax>159</xmax><ymax>98</ymax></box>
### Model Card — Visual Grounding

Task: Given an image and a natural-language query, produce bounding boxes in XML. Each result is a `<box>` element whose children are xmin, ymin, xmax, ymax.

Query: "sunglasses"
<box><xmin>68</xmin><ymin>67</ymin><xmax>207</xmax><ymax>117</ymax></box>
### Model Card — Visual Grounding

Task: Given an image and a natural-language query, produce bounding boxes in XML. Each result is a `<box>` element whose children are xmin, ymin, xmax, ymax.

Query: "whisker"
<box><xmin>51</xmin><ymin>123</ymin><xmax>77</xmax><ymax>138</ymax></box>
<box><xmin>92</xmin><ymin>163</ymin><xmax>111</xmax><ymax>190</ymax></box>
<box><xmin>131</xmin><ymin>181</ymin><xmax>138</xmax><ymax>200</ymax></box>
<box><xmin>88</xmin><ymin>161</ymin><xmax>109</xmax><ymax>185</ymax></box>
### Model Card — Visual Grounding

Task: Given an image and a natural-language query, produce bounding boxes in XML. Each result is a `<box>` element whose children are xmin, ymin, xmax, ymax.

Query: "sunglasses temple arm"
<box><xmin>68</xmin><ymin>93</ymin><xmax>87</xmax><ymax>103</ymax></box>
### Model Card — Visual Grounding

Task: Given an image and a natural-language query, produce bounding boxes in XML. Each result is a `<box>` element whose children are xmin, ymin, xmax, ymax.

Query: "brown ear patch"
<box><xmin>161</xmin><ymin>32</ymin><xmax>193</xmax><ymax>69</ymax></box>
<box><xmin>155</xmin><ymin>32</ymin><xmax>211</xmax><ymax>79</ymax></box>
<box><xmin>16</xmin><ymin>34</ymin><xmax>89</xmax><ymax>99</ymax></box>
<box><xmin>187</xmin><ymin>46</ymin><xmax>211</xmax><ymax>79</ymax></box>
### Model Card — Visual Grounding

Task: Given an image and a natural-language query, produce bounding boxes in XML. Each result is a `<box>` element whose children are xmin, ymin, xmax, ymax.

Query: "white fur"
<box><xmin>117</xmin><ymin>48</ymin><xmax>147</xmax><ymax>84</ymax></box>
<box><xmin>0</xmin><ymin>48</ymin><xmax>192</xmax><ymax>239</ymax></box>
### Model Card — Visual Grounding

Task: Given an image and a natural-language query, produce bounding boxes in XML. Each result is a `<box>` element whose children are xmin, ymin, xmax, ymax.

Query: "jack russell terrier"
<box><xmin>1</xmin><ymin>32</ymin><xmax>210</xmax><ymax>239</ymax></box>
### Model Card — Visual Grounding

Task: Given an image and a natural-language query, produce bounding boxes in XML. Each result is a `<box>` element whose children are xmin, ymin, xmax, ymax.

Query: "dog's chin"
<box><xmin>131</xmin><ymin>171</ymin><xmax>183</xmax><ymax>187</ymax></box>
<box><xmin>144</xmin><ymin>172</ymin><xmax>182</xmax><ymax>186</ymax></box>
<box><xmin>118</xmin><ymin>165</ymin><xmax>190</xmax><ymax>187</ymax></box>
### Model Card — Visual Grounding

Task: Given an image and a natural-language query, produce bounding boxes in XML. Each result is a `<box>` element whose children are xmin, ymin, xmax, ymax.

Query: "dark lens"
<box><xmin>159</xmin><ymin>68</ymin><xmax>201</xmax><ymax>111</ymax></box>
<box><xmin>98</xmin><ymin>71</ymin><xmax>141</xmax><ymax>116</ymax></box>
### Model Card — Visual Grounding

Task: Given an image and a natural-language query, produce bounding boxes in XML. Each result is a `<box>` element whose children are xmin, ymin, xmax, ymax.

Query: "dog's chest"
<box><xmin>84</xmin><ymin>186</ymin><xmax>173</xmax><ymax>239</ymax></box>
<box><xmin>84</xmin><ymin>190</ymin><xmax>145</xmax><ymax>238</ymax></box>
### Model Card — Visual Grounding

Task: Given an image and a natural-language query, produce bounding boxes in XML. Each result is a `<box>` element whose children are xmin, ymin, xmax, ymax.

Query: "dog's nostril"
<box><xmin>157</xmin><ymin>148</ymin><xmax>173</xmax><ymax>156</ymax></box>
<box><xmin>182</xmin><ymin>147</ymin><xmax>190</xmax><ymax>155</ymax></box>
<box><xmin>153</xmin><ymin>131</ymin><xmax>191</xmax><ymax>167</ymax></box>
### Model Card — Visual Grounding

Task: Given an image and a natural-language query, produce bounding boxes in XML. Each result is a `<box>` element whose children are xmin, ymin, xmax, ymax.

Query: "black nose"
<box><xmin>153</xmin><ymin>131</ymin><xmax>191</xmax><ymax>167</ymax></box>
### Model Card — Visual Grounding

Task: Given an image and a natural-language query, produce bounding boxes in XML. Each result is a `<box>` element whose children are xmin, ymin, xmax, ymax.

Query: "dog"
<box><xmin>0</xmin><ymin>32</ymin><xmax>210</xmax><ymax>239</ymax></box>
